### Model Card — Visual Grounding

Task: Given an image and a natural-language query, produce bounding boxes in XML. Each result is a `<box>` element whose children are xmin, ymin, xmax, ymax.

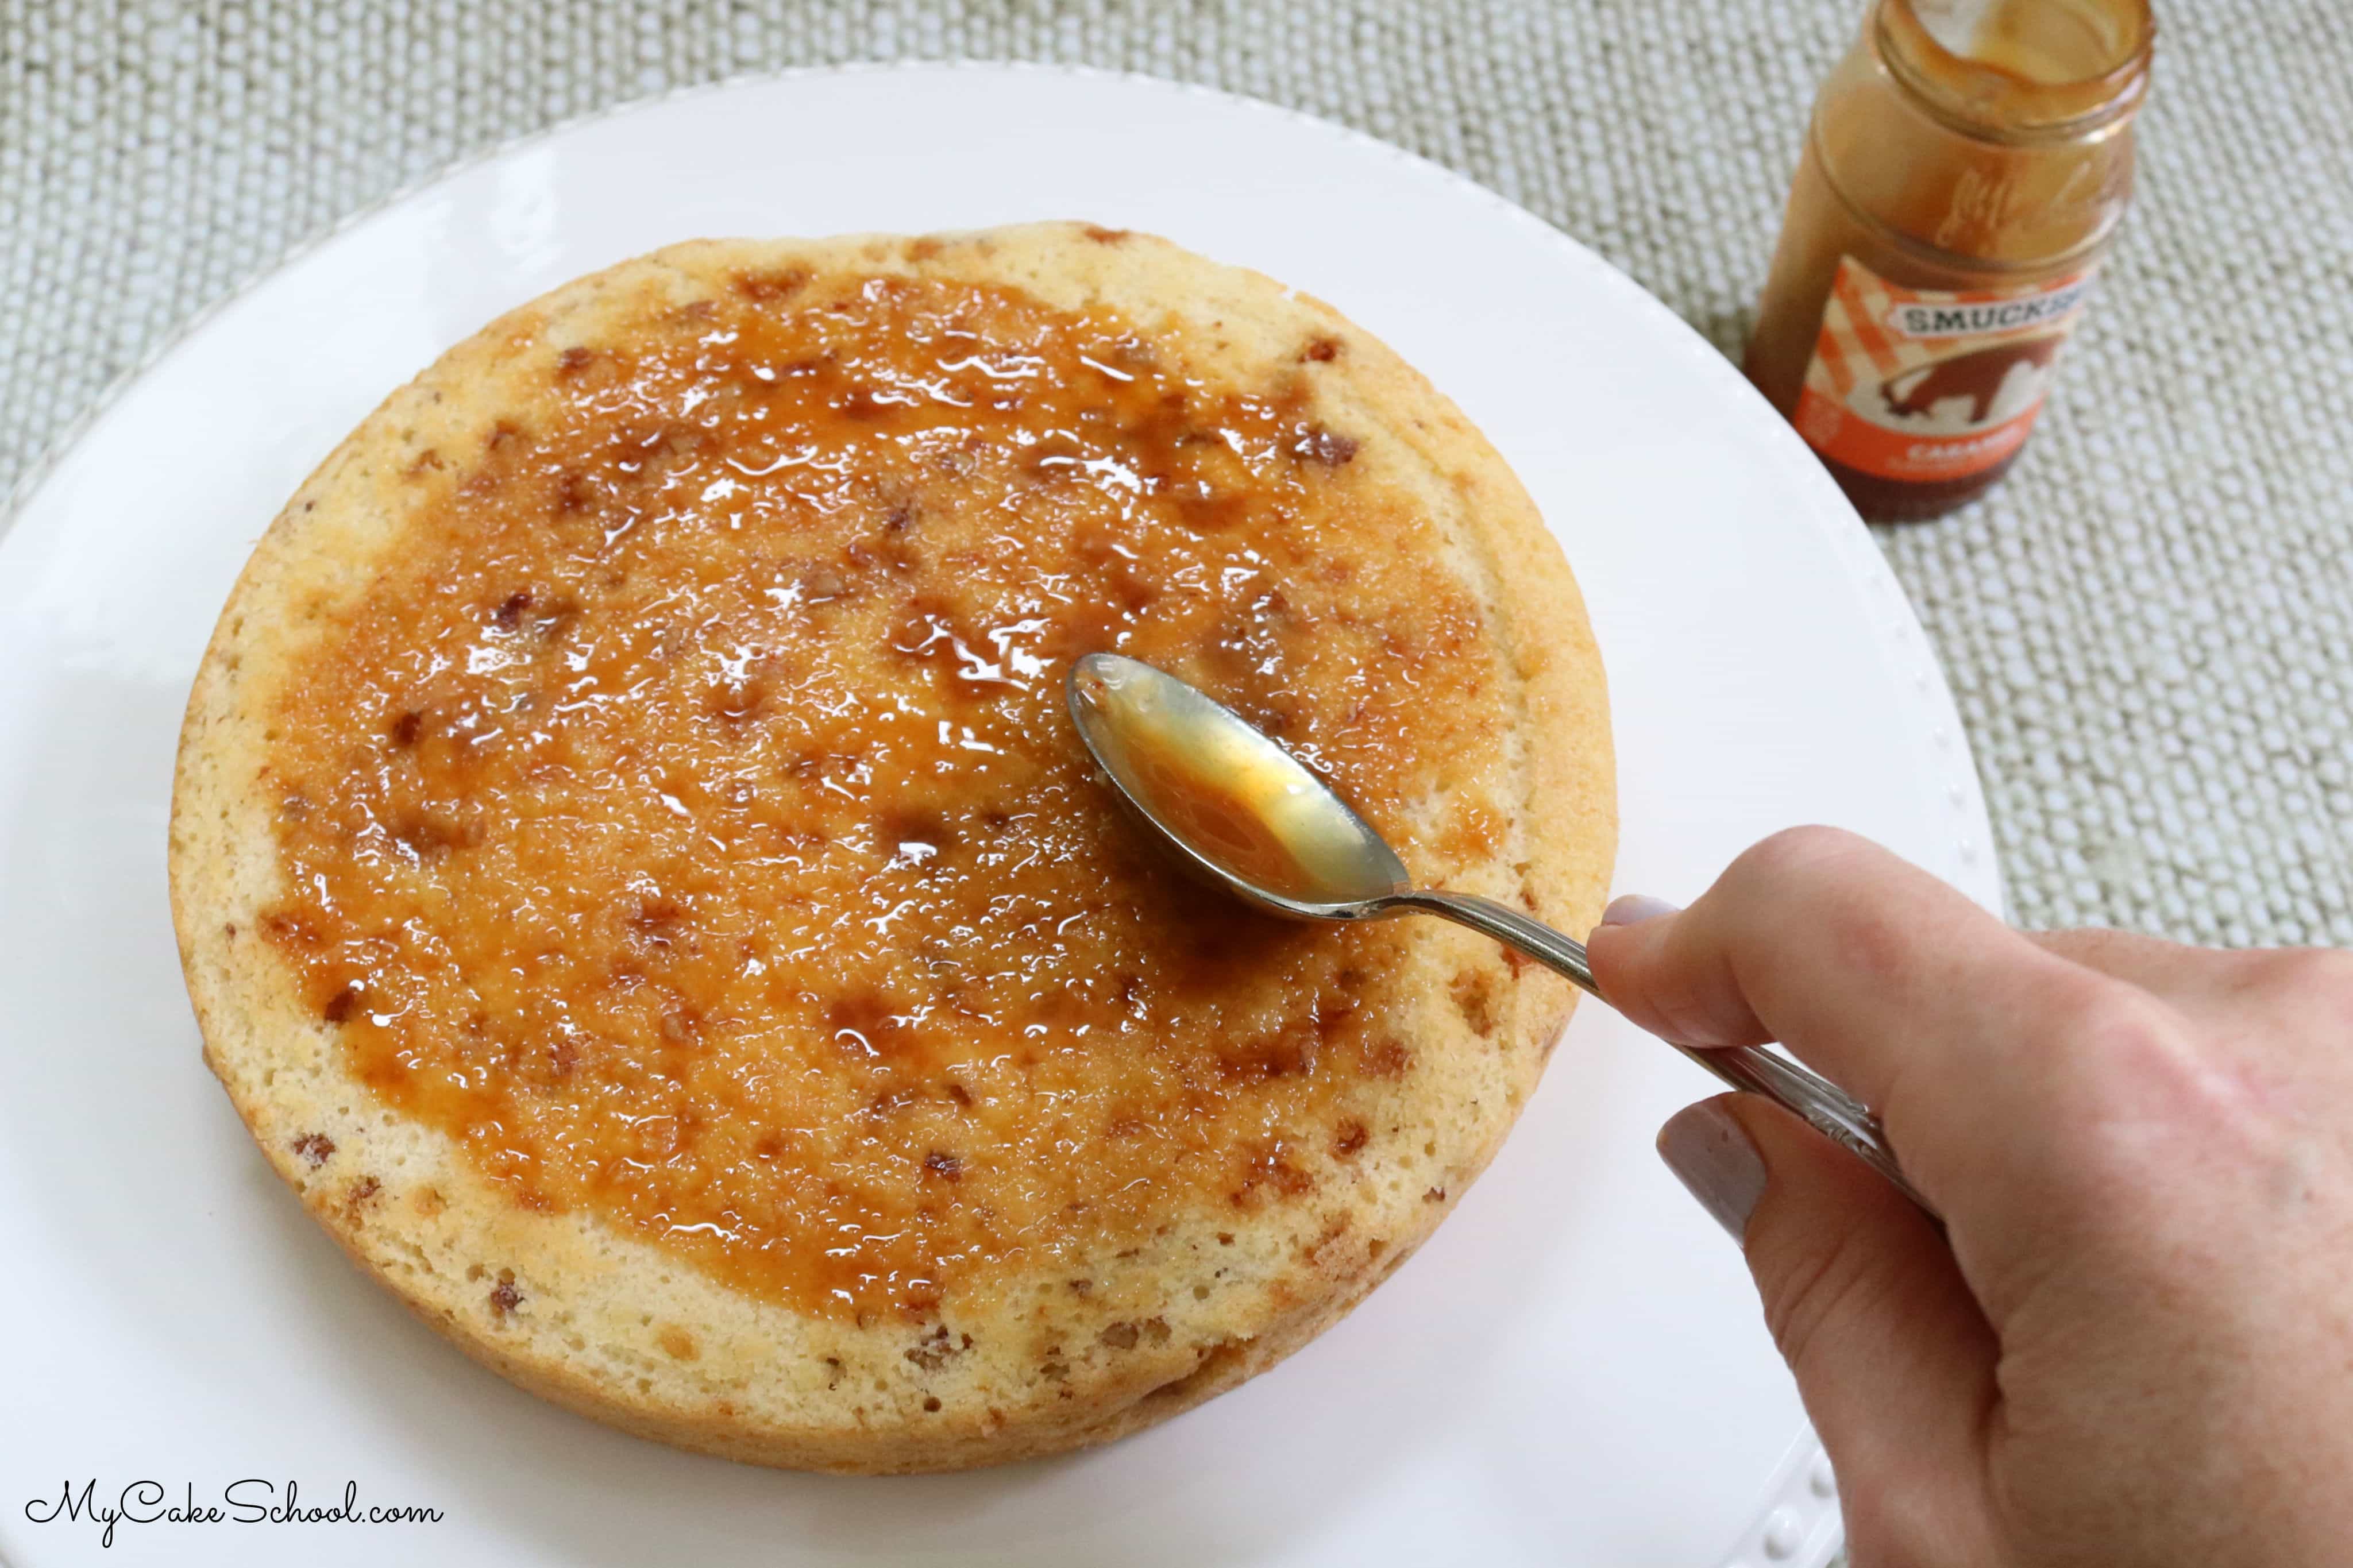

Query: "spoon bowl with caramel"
<box><xmin>1070</xmin><ymin>652</ymin><xmax>1938</xmax><ymax>1216</ymax></box>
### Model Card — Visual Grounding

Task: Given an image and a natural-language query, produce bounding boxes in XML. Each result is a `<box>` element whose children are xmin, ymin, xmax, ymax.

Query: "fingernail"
<box><xmin>1657</xmin><ymin>1100</ymin><xmax>1767</xmax><ymax>1242</ymax></box>
<box><xmin>1600</xmin><ymin>893</ymin><xmax>1681</xmax><ymax>927</ymax></box>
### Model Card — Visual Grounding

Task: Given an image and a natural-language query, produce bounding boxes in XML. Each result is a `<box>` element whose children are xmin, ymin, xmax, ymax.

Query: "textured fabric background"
<box><xmin>3</xmin><ymin>0</ymin><xmax>2348</xmax><ymax>953</ymax></box>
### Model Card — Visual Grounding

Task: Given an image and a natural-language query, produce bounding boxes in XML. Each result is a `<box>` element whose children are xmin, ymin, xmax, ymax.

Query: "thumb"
<box><xmin>1661</xmin><ymin>1094</ymin><xmax>2001</xmax><ymax>1561</ymax></box>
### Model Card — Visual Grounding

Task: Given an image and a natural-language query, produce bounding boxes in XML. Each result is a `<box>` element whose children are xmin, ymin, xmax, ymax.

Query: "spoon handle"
<box><xmin>1388</xmin><ymin>890</ymin><xmax>1939</xmax><ymax>1220</ymax></box>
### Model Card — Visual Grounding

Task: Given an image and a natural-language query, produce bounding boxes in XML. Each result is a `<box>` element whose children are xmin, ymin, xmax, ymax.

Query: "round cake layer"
<box><xmin>169</xmin><ymin>222</ymin><xmax>1615</xmax><ymax>1472</ymax></box>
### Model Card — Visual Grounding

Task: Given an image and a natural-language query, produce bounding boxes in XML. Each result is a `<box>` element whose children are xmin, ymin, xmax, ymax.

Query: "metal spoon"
<box><xmin>1067</xmin><ymin>651</ymin><xmax>1935</xmax><ymax>1218</ymax></box>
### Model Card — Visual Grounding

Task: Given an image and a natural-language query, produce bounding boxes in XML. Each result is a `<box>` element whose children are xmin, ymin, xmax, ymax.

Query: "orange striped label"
<box><xmin>1793</xmin><ymin>257</ymin><xmax>2097</xmax><ymax>483</ymax></box>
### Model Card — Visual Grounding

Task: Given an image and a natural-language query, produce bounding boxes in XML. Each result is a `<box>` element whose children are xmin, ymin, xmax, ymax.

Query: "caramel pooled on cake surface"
<box><xmin>258</xmin><ymin>267</ymin><xmax>1500</xmax><ymax>1320</ymax></box>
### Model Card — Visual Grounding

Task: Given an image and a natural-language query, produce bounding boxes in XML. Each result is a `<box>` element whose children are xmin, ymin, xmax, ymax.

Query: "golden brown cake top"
<box><xmin>254</xmin><ymin>253</ymin><xmax>1514</xmax><ymax>1321</ymax></box>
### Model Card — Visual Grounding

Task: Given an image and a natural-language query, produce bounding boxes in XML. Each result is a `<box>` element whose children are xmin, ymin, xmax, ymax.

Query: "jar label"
<box><xmin>1792</xmin><ymin>257</ymin><xmax>2096</xmax><ymax>484</ymax></box>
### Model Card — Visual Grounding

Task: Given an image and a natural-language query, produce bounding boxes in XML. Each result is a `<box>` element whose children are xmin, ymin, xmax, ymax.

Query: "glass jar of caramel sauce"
<box><xmin>1744</xmin><ymin>0</ymin><xmax>2154</xmax><ymax>521</ymax></box>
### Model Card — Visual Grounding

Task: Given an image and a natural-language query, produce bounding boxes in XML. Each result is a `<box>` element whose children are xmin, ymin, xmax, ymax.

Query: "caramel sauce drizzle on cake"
<box><xmin>256</xmin><ymin>269</ymin><xmax>1495</xmax><ymax>1320</ymax></box>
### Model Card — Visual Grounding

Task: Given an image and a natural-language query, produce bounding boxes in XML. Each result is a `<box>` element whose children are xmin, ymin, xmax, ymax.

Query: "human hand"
<box><xmin>1584</xmin><ymin>827</ymin><xmax>2353</xmax><ymax>1567</ymax></box>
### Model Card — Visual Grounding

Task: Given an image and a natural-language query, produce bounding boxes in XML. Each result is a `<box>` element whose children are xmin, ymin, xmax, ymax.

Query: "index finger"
<box><xmin>1585</xmin><ymin>825</ymin><xmax>2126</xmax><ymax>1208</ymax></box>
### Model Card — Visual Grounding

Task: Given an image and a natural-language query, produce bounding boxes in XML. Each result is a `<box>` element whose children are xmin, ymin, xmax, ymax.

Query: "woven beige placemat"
<box><xmin>3</xmin><ymin>2</ymin><xmax>2346</xmax><ymax>933</ymax></box>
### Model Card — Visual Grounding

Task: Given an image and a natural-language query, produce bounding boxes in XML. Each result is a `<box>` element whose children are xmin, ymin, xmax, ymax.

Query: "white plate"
<box><xmin>0</xmin><ymin>64</ymin><xmax>1995</xmax><ymax>1568</ymax></box>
